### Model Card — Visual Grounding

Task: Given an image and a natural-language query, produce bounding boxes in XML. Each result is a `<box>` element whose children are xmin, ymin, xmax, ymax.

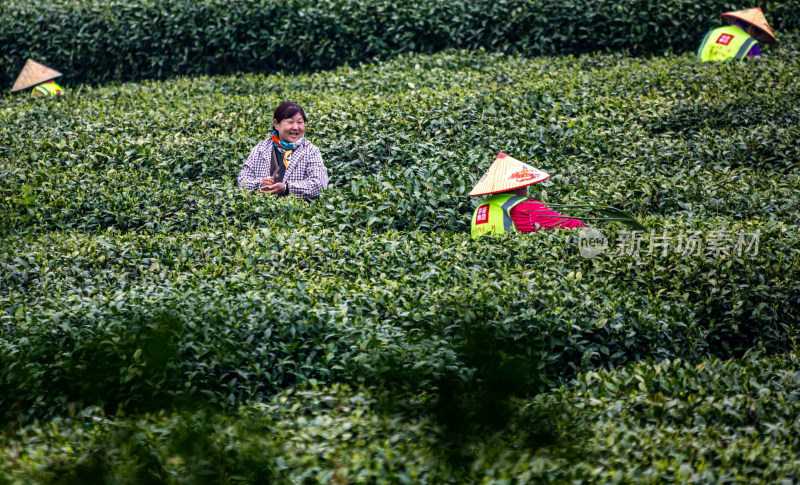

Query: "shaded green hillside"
<box><xmin>2</xmin><ymin>0</ymin><xmax>799</xmax><ymax>86</ymax></box>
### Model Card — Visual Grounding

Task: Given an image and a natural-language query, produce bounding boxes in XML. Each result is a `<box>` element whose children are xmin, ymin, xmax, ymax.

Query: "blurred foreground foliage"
<box><xmin>2</xmin><ymin>354</ymin><xmax>799</xmax><ymax>483</ymax></box>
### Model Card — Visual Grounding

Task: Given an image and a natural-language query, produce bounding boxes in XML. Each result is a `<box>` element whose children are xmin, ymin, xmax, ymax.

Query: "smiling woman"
<box><xmin>237</xmin><ymin>102</ymin><xmax>329</xmax><ymax>200</ymax></box>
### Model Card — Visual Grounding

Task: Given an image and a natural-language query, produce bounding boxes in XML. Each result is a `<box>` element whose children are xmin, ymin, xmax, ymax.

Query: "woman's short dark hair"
<box><xmin>273</xmin><ymin>102</ymin><xmax>307</xmax><ymax>123</ymax></box>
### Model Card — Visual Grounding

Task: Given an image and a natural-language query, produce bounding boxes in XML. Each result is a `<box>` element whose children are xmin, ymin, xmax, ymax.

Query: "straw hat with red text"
<box><xmin>722</xmin><ymin>7</ymin><xmax>777</xmax><ymax>44</ymax></box>
<box><xmin>11</xmin><ymin>59</ymin><xmax>62</xmax><ymax>93</ymax></box>
<box><xmin>469</xmin><ymin>153</ymin><xmax>550</xmax><ymax>197</ymax></box>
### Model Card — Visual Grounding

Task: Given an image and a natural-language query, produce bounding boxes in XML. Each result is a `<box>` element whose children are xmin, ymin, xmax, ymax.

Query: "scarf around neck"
<box><xmin>271</xmin><ymin>130</ymin><xmax>303</xmax><ymax>152</ymax></box>
<box><xmin>271</xmin><ymin>129</ymin><xmax>306</xmax><ymax>170</ymax></box>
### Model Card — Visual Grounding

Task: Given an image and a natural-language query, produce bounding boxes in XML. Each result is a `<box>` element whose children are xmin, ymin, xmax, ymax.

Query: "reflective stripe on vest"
<box><xmin>736</xmin><ymin>37</ymin><xmax>758</xmax><ymax>59</ymax></box>
<box><xmin>471</xmin><ymin>194</ymin><xmax>527</xmax><ymax>239</ymax></box>
<box><xmin>698</xmin><ymin>25</ymin><xmax>758</xmax><ymax>62</ymax></box>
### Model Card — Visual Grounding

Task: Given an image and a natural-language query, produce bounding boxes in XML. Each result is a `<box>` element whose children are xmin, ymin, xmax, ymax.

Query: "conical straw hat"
<box><xmin>722</xmin><ymin>7</ymin><xmax>776</xmax><ymax>44</ymax></box>
<box><xmin>11</xmin><ymin>59</ymin><xmax>62</xmax><ymax>92</ymax></box>
<box><xmin>469</xmin><ymin>153</ymin><xmax>550</xmax><ymax>197</ymax></box>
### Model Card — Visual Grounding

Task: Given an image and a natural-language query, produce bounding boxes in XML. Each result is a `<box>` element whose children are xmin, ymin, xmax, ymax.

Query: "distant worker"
<box><xmin>469</xmin><ymin>153</ymin><xmax>584</xmax><ymax>239</ymax></box>
<box><xmin>238</xmin><ymin>102</ymin><xmax>329</xmax><ymax>200</ymax></box>
<box><xmin>698</xmin><ymin>7</ymin><xmax>776</xmax><ymax>62</ymax></box>
<box><xmin>11</xmin><ymin>59</ymin><xmax>64</xmax><ymax>97</ymax></box>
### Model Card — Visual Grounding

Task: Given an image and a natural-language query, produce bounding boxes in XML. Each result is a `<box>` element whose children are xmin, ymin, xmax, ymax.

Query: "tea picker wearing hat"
<box><xmin>11</xmin><ymin>59</ymin><xmax>64</xmax><ymax>97</ymax></box>
<box><xmin>698</xmin><ymin>7</ymin><xmax>777</xmax><ymax>62</ymax></box>
<box><xmin>238</xmin><ymin>102</ymin><xmax>329</xmax><ymax>200</ymax></box>
<box><xmin>469</xmin><ymin>153</ymin><xmax>585</xmax><ymax>239</ymax></box>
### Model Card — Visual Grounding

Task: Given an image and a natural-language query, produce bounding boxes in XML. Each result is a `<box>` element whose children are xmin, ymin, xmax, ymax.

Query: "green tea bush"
<box><xmin>1</xmin><ymin>0</ymin><xmax>799</xmax><ymax>86</ymax></box>
<box><xmin>1</xmin><ymin>40</ymin><xmax>800</xmax><ymax>481</ymax></box>
<box><xmin>1</xmin><ymin>219</ymin><xmax>798</xmax><ymax>424</ymax></box>
<box><xmin>2</xmin><ymin>48</ymin><xmax>799</xmax><ymax>235</ymax></box>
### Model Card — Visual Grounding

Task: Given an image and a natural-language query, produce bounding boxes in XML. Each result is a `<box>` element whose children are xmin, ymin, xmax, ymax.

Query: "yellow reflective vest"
<box><xmin>32</xmin><ymin>82</ymin><xmax>63</xmax><ymax>97</ymax></box>
<box><xmin>698</xmin><ymin>25</ymin><xmax>758</xmax><ymax>62</ymax></box>
<box><xmin>471</xmin><ymin>193</ymin><xmax>527</xmax><ymax>239</ymax></box>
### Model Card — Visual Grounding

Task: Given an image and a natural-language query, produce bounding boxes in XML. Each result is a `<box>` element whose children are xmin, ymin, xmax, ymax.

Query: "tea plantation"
<box><xmin>2</xmin><ymin>21</ymin><xmax>800</xmax><ymax>484</ymax></box>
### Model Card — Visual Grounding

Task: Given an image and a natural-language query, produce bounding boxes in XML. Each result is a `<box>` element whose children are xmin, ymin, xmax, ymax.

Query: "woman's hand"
<box><xmin>266</xmin><ymin>182</ymin><xmax>286</xmax><ymax>195</ymax></box>
<box><xmin>258</xmin><ymin>176</ymin><xmax>274</xmax><ymax>194</ymax></box>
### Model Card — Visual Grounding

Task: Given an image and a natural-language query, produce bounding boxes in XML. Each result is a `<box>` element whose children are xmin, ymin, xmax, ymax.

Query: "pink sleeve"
<box><xmin>510</xmin><ymin>199</ymin><xmax>586</xmax><ymax>233</ymax></box>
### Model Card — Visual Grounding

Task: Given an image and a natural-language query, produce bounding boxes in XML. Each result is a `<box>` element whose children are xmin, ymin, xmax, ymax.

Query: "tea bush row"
<box><xmin>2</xmin><ymin>354</ymin><xmax>798</xmax><ymax>482</ymax></box>
<box><xmin>2</xmin><ymin>47</ymin><xmax>799</xmax><ymax>425</ymax></box>
<box><xmin>2</xmin><ymin>44</ymin><xmax>799</xmax><ymax>479</ymax></box>
<box><xmin>2</xmin><ymin>218</ymin><xmax>798</xmax><ymax>425</ymax></box>
<box><xmin>1</xmin><ymin>0</ymin><xmax>799</xmax><ymax>86</ymax></box>
<box><xmin>2</xmin><ymin>49</ymin><xmax>799</xmax><ymax>237</ymax></box>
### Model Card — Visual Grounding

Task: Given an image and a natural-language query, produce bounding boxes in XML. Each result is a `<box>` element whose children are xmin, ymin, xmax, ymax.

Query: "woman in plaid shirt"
<box><xmin>238</xmin><ymin>102</ymin><xmax>329</xmax><ymax>200</ymax></box>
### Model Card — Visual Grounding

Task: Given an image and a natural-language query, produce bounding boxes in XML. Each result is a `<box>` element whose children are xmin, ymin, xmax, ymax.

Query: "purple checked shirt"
<box><xmin>237</xmin><ymin>137</ymin><xmax>329</xmax><ymax>200</ymax></box>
